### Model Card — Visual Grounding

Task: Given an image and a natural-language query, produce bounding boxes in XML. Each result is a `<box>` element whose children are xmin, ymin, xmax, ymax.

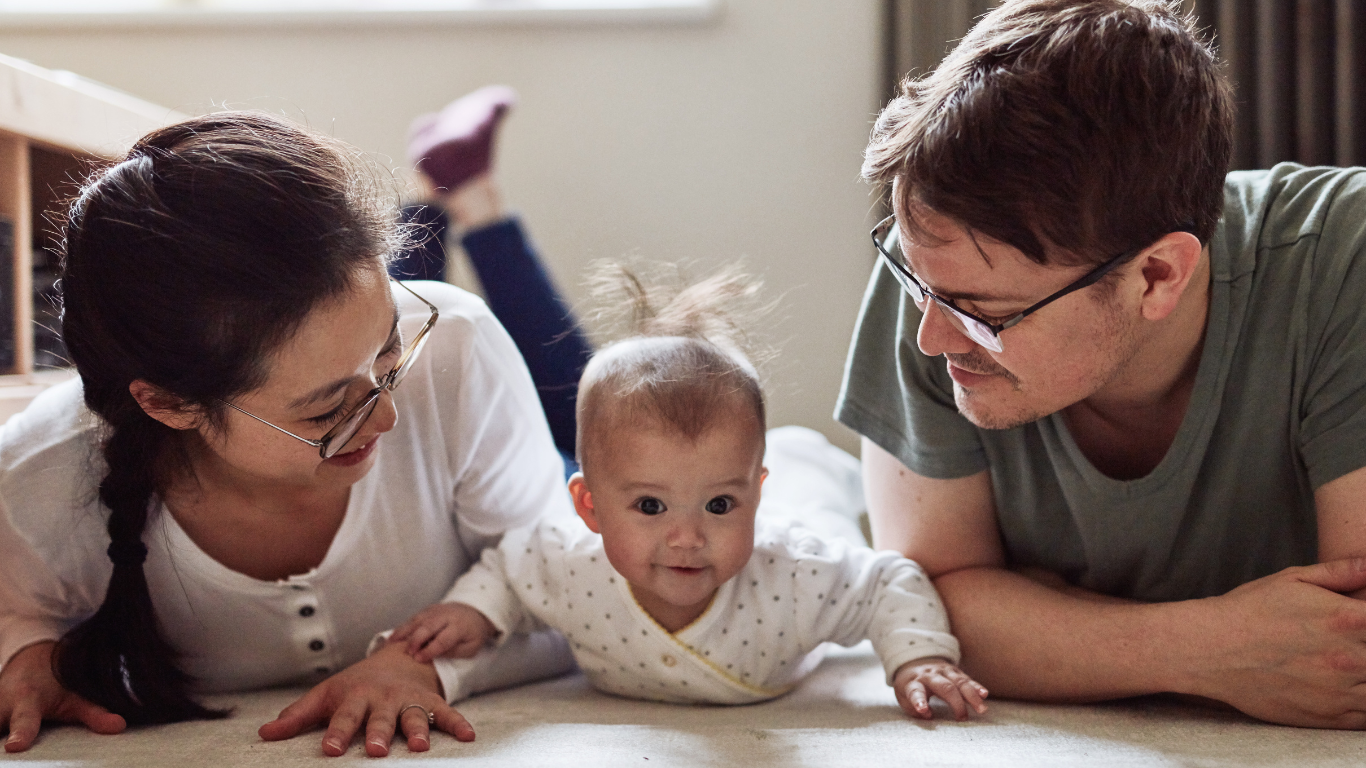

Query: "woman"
<box><xmin>0</xmin><ymin>112</ymin><xmax>573</xmax><ymax>757</ymax></box>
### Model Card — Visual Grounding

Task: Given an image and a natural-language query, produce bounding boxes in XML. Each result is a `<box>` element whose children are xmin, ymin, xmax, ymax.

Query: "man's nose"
<box><xmin>916</xmin><ymin>301</ymin><xmax>978</xmax><ymax>358</ymax></box>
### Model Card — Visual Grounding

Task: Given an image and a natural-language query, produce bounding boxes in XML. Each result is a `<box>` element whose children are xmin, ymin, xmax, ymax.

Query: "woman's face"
<box><xmin>195</xmin><ymin>267</ymin><xmax>401</xmax><ymax>491</ymax></box>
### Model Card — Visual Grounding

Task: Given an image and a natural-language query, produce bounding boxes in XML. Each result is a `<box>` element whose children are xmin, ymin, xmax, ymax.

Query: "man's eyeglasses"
<box><xmin>870</xmin><ymin>215</ymin><xmax>1137</xmax><ymax>353</ymax></box>
<box><xmin>220</xmin><ymin>279</ymin><xmax>440</xmax><ymax>459</ymax></box>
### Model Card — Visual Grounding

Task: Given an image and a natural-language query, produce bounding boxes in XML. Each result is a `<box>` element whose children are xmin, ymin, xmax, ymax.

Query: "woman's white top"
<box><xmin>0</xmin><ymin>281</ymin><xmax>574</xmax><ymax>694</ymax></box>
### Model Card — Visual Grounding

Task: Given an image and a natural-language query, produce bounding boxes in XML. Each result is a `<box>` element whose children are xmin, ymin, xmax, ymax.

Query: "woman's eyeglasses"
<box><xmin>219</xmin><ymin>279</ymin><xmax>439</xmax><ymax>459</ymax></box>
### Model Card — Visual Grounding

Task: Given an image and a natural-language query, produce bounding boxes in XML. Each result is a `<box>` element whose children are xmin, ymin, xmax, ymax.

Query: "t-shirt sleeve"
<box><xmin>1295</xmin><ymin>172</ymin><xmax>1366</xmax><ymax>489</ymax></box>
<box><xmin>0</xmin><ymin>494</ymin><xmax>105</xmax><ymax>670</ymax></box>
<box><xmin>0</xmin><ymin>386</ymin><xmax>110</xmax><ymax>672</ymax></box>
<box><xmin>410</xmin><ymin>282</ymin><xmax>575</xmax><ymax>559</ymax></box>
<box><xmin>834</xmin><ymin>259</ymin><xmax>986</xmax><ymax>479</ymax></box>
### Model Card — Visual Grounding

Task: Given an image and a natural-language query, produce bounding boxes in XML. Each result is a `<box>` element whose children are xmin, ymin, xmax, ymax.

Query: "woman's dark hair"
<box><xmin>53</xmin><ymin>111</ymin><xmax>400</xmax><ymax>724</ymax></box>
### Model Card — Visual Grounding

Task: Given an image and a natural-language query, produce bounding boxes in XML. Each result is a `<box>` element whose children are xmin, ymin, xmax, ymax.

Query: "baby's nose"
<box><xmin>668</xmin><ymin>522</ymin><xmax>705</xmax><ymax>549</ymax></box>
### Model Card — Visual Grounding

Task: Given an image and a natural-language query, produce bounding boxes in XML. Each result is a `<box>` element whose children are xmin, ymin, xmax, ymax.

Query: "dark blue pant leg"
<box><xmin>392</xmin><ymin>206</ymin><xmax>589</xmax><ymax>467</ymax></box>
<box><xmin>461</xmin><ymin>218</ymin><xmax>592</xmax><ymax>464</ymax></box>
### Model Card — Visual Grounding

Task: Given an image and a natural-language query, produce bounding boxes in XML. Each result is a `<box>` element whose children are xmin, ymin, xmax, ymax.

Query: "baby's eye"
<box><xmin>636</xmin><ymin>497</ymin><xmax>666</xmax><ymax>516</ymax></box>
<box><xmin>705</xmin><ymin>496</ymin><xmax>733</xmax><ymax>515</ymax></box>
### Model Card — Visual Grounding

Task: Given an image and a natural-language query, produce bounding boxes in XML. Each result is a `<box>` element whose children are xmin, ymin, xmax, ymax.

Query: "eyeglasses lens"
<box><xmin>876</xmin><ymin>217</ymin><xmax>1006</xmax><ymax>353</ymax></box>
<box><xmin>389</xmin><ymin>328</ymin><xmax>432</xmax><ymax>390</ymax></box>
<box><xmin>956</xmin><ymin>312</ymin><xmax>1004</xmax><ymax>353</ymax></box>
<box><xmin>321</xmin><ymin>393</ymin><xmax>381</xmax><ymax>459</ymax></box>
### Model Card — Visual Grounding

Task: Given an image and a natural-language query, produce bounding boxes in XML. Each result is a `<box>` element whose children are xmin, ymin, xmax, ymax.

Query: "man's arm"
<box><xmin>1316</xmin><ymin>465</ymin><xmax>1366</xmax><ymax>599</ymax></box>
<box><xmin>864</xmin><ymin>438</ymin><xmax>1366</xmax><ymax>727</ymax></box>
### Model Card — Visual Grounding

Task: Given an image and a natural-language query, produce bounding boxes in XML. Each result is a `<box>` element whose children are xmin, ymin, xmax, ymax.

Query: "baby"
<box><xmin>388</xmin><ymin>266</ymin><xmax>988</xmax><ymax>720</ymax></box>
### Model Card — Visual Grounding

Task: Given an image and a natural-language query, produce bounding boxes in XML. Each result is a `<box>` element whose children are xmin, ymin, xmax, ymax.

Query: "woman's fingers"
<box><xmin>363</xmin><ymin>702</ymin><xmax>401</xmax><ymax>758</ymax></box>
<box><xmin>398</xmin><ymin>703</ymin><xmax>434</xmax><ymax>752</ymax></box>
<box><xmin>56</xmin><ymin>693</ymin><xmax>126</xmax><ymax>735</ymax></box>
<box><xmin>320</xmin><ymin>696</ymin><xmax>369</xmax><ymax>757</ymax></box>
<box><xmin>433</xmin><ymin>703</ymin><xmax>476</xmax><ymax>743</ymax></box>
<box><xmin>3</xmin><ymin>697</ymin><xmax>42</xmax><ymax>753</ymax></box>
<box><xmin>258</xmin><ymin>686</ymin><xmax>330</xmax><ymax>742</ymax></box>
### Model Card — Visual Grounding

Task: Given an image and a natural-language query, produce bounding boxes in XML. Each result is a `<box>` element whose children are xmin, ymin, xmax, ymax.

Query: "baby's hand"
<box><xmin>388</xmin><ymin>602</ymin><xmax>498</xmax><ymax>663</ymax></box>
<box><xmin>892</xmin><ymin>658</ymin><xmax>989</xmax><ymax>721</ymax></box>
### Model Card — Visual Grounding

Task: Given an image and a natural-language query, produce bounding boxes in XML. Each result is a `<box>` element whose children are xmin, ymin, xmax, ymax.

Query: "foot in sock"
<box><xmin>408</xmin><ymin>85</ymin><xmax>517</xmax><ymax>192</ymax></box>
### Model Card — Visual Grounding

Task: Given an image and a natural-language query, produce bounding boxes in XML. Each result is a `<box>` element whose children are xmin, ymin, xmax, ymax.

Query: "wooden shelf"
<box><xmin>0</xmin><ymin>53</ymin><xmax>184</xmax><ymax>423</ymax></box>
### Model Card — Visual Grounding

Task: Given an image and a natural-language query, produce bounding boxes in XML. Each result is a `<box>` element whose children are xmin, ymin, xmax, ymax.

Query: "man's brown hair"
<box><xmin>864</xmin><ymin>0</ymin><xmax>1233</xmax><ymax>267</ymax></box>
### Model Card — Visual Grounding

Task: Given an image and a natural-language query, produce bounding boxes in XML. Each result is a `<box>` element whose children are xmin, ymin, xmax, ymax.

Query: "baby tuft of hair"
<box><xmin>574</xmin><ymin>261</ymin><xmax>774</xmax><ymax>470</ymax></box>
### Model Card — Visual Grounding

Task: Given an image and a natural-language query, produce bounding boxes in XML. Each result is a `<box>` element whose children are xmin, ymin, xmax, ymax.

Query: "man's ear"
<box><xmin>1134</xmin><ymin>231</ymin><xmax>1205</xmax><ymax>322</ymax></box>
<box><xmin>567</xmin><ymin>472</ymin><xmax>601</xmax><ymax>533</ymax></box>
<box><xmin>128</xmin><ymin>380</ymin><xmax>200</xmax><ymax>431</ymax></box>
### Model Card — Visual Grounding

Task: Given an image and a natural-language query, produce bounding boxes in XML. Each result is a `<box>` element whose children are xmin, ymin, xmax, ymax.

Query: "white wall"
<box><xmin>0</xmin><ymin>1</ymin><xmax>884</xmax><ymax>452</ymax></box>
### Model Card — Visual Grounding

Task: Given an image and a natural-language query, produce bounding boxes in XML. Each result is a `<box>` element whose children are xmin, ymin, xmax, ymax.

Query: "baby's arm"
<box><xmin>892</xmin><ymin>657</ymin><xmax>989</xmax><ymax>721</ymax></box>
<box><xmin>390</xmin><ymin>602</ymin><xmax>499</xmax><ymax>664</ymax></box>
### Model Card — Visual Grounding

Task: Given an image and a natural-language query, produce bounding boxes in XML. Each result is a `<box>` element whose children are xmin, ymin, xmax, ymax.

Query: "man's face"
<box><xmin>900</xmin><ymin>209</ymin><xmax>1145</xmax><ymax>430</ymax></box>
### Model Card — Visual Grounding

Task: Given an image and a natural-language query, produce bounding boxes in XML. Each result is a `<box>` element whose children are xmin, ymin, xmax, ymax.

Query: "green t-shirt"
<box><xmin>836</xmin><ymin>164</ymin><xmax>1366</xmax><ymax>602</ymax></box>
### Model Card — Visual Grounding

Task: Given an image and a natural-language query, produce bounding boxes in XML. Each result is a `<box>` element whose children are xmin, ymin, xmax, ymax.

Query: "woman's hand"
<box><xmin>257</xmin><ymin>641</ymin><xmax>474</xmax><ymax>757</ymax></box>
<box><xmin>1</xmin><ymin>641</ymin><xmax>127</xmax><ymax>752</ymax></box>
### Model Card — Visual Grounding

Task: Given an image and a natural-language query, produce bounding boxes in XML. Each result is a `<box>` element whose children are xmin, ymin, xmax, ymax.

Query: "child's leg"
<box><xmin>400</xmin><ymin>87</ymin><xmax>591</xmax><ymax>462</ymax></box>
<box><xmin>460</xmin><ymin>216</ymin><xmax>591</xmax><ymax>462</ymax></box>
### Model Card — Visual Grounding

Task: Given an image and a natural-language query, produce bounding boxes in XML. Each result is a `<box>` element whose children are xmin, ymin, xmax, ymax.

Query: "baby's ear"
<box><xmin>567</xmin><ymin>472</ymin><xmax>601</xmax><ymax>533</ymax></box>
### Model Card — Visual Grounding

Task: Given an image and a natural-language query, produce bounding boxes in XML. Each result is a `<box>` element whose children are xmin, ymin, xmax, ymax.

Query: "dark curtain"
<box><xmin>885</xmin><ymin>0</ymin><xmax>1366</xmax><ymax>170</ymax></box>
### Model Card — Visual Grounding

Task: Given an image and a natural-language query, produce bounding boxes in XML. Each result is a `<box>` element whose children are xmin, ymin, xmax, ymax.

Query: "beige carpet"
<box><xmin>11</xmin><ymin>644</ymin><xmax>1361</xmax><ymax>767</ymax></box>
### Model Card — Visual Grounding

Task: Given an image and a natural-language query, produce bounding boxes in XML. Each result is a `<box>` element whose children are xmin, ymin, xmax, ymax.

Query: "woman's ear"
<box><xmin>567</xmin><ymin>472</ymin><xmax>601</xmax><ymax>533</ymax></box>
<box><xmin>128</xmin><ymin>380</ymin><xmax>200</xmax><ymax>431</ymax></box>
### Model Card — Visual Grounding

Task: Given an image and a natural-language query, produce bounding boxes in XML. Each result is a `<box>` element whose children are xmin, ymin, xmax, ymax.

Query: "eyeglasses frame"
<box><xmin>870</xmin><ymin>214</ymin><xmax>1140</xmax><ymax>353</ymax></box>
<box><xmin>219</xmin><ymin>279</ymin><xmax>440</xmax><ymax>459</ymax></box>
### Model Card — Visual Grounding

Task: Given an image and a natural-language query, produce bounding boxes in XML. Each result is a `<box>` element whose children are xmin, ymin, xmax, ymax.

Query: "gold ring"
<box><xmin>398</xmin><ymin>703</ymin><xmax>435</xmax><ymax>725</ymax></box>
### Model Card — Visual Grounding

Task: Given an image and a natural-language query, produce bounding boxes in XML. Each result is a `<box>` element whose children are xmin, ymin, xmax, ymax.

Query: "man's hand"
<box><xmin>389</xmin><ymin>602</ymin><xmax>498</xmax><ymax>664</ymax></box>
<box><xmin>1181</xmin><ymin>558</ymin><xmax>1366</xmax><ymax>729</ymax></box>
<box><xmin>1</xmin><ymin>641</ymin><xmax>126</xmax><ymax>753</ymax></box>
<box><xmin>258</xmin><ymin>642</ymin><xmax>474</xmax><ymax>757</ymax></box>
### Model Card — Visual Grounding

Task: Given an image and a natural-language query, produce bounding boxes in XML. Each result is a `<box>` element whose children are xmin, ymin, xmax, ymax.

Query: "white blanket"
<box><xmin>13</xmin><ymin>643</ymin><xmax>1359</xmax><ymax>767</ymax></box>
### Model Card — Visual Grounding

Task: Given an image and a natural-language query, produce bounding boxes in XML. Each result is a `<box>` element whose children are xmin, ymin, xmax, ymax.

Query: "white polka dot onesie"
<box><xmin>441</xmin><ymin>517</ymin><xmax>960</xmax><ymax>705</ymax></box>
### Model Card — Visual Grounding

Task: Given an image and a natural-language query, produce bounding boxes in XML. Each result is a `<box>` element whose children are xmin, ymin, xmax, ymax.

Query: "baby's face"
<box><xmin>570</xmin><ymin>417</ymin><xmax>766</xmax><ymax>631</ymax></box>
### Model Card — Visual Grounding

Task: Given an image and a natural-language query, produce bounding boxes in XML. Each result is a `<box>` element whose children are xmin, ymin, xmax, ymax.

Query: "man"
<box><xmin>837</xmin><ymin>0</ymin><xmax>1366</xmax><ymax>729</ymax></box>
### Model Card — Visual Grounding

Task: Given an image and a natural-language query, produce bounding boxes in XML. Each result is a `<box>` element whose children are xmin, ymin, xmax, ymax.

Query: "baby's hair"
<box><xmin>575</xmin><ymin>260</ymin><xmax>772</xmax><ymax>470</ymax></box>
